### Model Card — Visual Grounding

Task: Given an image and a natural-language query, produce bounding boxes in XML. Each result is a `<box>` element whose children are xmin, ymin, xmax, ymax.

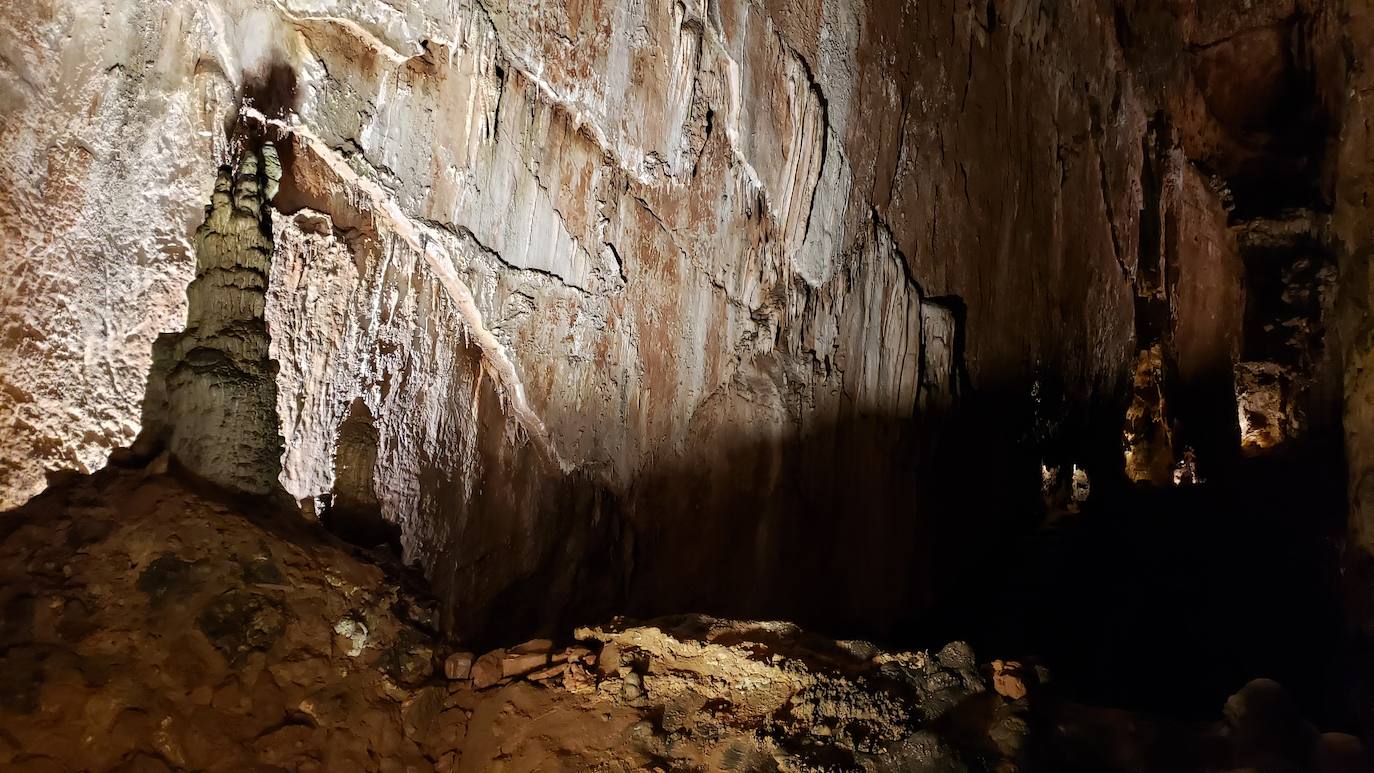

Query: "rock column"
<box><xmin>140</xmin><ymin>144</ymin><xmax>284</xmax><ymax>495</ymax></box>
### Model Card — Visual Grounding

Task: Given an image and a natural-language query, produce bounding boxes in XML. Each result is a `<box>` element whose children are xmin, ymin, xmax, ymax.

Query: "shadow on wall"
<box><xmin>361</xmin><ymin>307</ymin><xmax>1012</xmax><ymax>650</ymax></box>
<box><xmin>619</xmin><ymin>408</ymin><xmax>968</xmax><ymax>644</ymax></box>
<box><xmin>419</xmin><ymin>304</ymin><xmax>1023</xmax><ymax>650</ymax></box>
<box><xmin>326</xmin><ymin>398</ymin><xmax>401</xmax><ymax>554</ymax></box>
<box><xmin>426</xmin><ymin>391</ymin><xmax>1009</xmax><ymax>651</ymax></box>
<box><xmin>249</xmin><ymin>120</ymin><xmax>1016</xmax><ymax>650</ymax></box>
<box><xmin>420</xmin><ymin>367</ymin><xmax>629</xmax><ymax>648</ymax></box>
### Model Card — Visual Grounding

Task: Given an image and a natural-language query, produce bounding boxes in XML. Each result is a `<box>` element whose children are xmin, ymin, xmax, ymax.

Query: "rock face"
<box><xmin>1330</xmin><ymin>7</ymin><xmax>1374</xmax><ymax>744</ymax></box>
<box><xmin>0</xmin><ymin>0</ymin><xmax>231</xmax><ymax>507</ymax></box>
<box><xmin>1334</xmin><ymin>5</ymin><xmax>1374</xmax><ymax>639</ymax></box>
<box><xmin>0</xmin><ymin>0</ymin><xmax>1162</xmax><ymax>637</ymax></box>
<box><xmin>2</xmin><ymin>0</ymin><xmax>1370</xmax><ymax>673</ymax></box>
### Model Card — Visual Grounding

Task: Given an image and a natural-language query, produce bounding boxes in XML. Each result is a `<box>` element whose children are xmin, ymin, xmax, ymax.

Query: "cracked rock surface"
<box><xmin>0</xmin><ymin>0</ymin><xmax>1161</xmax><ymax>636</ymax></box>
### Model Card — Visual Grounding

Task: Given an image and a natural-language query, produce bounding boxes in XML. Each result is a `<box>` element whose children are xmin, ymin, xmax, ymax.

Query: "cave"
<box><xmin>2</xmin><ymin>0</ymin><xmax>1374</xmax><ymax>770</ymax></box>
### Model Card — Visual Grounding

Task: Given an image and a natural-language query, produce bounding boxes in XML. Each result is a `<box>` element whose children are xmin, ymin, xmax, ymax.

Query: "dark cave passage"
<box><xmin>978</xmin><ymin>446</ymin><xmax>1349</xmax><ymax>723</ymax></box>
<box><xmin>944</xmin><ymin>0</ymin><xmax>1356</xmax><ymax>732</ymax></box>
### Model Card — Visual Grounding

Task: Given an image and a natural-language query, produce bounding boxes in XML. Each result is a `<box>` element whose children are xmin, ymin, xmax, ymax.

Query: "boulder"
<box><xmin>990</xmin><ymin>660</ymin><xmax>1028</xmax><ymax>700</ymax></box>
<box><xmin>527</xmin><ymin>664</ymin><xmax>567</xmax><ymax>682</ymax></box>
<box><xmin>443</xmin><ymin>652</ymin><xmax>474</xmax><ymax>681</ymax></box>
<box><xmin>471</xmin><ymin>650</ymin><xmax>505</xmax><ymax>689</ymax></box>
<box><xmin>509</xmin><ymin>638</ymin><xmax>553</xmax><ymax>655</ymax></box>
<box><xmin>501</xmin><ymin>652</ymin><xmax>550</xmax><ymax>679</ymax></box>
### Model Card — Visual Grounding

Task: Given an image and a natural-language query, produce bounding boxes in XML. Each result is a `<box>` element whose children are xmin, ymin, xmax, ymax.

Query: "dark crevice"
<box><xmin>1088</xmin><ymin>97</ymin><xmax>1127</xmax><ymax>279</ymax></box>
<box><xmin>323</xmin><ymin>398</ymin><xmax>401</xmax><ymax>555</ymax></box>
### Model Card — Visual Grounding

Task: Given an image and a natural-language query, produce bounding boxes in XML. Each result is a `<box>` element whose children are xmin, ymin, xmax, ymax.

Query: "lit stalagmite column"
<box><xmin>139</xmin><ymin>143</ymin><xmax>284</xmax><ymax>495</ymax></box>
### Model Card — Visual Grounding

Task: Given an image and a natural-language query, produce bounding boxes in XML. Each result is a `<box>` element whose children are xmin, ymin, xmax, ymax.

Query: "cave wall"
<box><xmin>0</xmin><ymin>0</ymin><xmax>235</xmax><ymax>506</ymax></box>
<box><xmin>1333</xmin><ymin>0</ymin><xmax>1374</xmax><ymax>633</ymax></box>
<box><xmin>1</xmin><ymin>0</ymin><xmax>1265</xmax><ymax>638</ymax></box>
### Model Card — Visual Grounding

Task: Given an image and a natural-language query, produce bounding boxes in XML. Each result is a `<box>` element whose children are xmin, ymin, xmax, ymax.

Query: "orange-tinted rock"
<box><xmin>509</xmin><ymin>638</ymin><xmax>554</xmax><ymax>656</ymax></box>
<box><xmin>502</xmin><ymin>652</ymin><xmax>550</xmax><ymax>679</ymax></box>
<box><xmin>444</xmin><ymin>652</ymin><xmax>475</xmax><ymax>681</ymax></box>
<box><xmin>471</xmin><ymin>651</ymin><xmax>506</xmax><ymax>689</ymax></box>
<box><xmin>527</xmin><ymin>663</ymin><xmax>567</xmax><ymax>682</ymax></box>
<box><xmin>0</xmin><ymin>0</ymin><xmax>1154</xmax><ymax>643</ymax></box>
<box><xmin>990</xmin><ymin>660</ymin><xmax>1028</xmax><ymax>701</ymax></box>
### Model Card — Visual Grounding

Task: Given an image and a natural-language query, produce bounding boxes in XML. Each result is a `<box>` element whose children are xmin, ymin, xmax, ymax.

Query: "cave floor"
<box><xmin>0</xmin><ymin>462</ymin><xmax>1366</xmax><ymax>772</ymax></box>
<box><xmin>0</xmin><ymin>464</ymin><xmax>652</xmax><ymax>772</ymax></box>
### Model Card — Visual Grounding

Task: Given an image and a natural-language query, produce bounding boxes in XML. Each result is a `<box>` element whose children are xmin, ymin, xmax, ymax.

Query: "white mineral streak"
<box><xmin>5</xmin><ymin>0</ymin><xmax>896</xmax><ymax>504</ymax></box>
<box><xmin>1</xmin><ymin>0</ymin><xmax>1154</xmax><ymax>637</ymax></box>
<box><xmin>247</xmin><ymin>107</ymin><xmax>566</xmax><ymax>474</ymax></box>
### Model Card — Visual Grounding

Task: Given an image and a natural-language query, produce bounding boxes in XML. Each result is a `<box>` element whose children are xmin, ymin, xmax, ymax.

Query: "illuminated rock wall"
<box><xmin>4</xmin><ymin>0</ymin><xmax>1267</xmax><ymax>636</ymax></box>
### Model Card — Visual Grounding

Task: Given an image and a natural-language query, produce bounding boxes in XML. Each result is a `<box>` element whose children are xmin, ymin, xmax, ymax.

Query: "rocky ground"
<box><xmin>0</xmin><ymin>462</ymin><xmax>1367</xmax><ymax>772</ymax></box>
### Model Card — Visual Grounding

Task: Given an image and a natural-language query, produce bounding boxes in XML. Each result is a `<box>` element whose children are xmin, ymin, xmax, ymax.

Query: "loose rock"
<box><xmin>471</xmin><ymin>650</ymin><xmax>505</xmax><ymax>689</ymax></box>
<box><xmin>502</xmin><ymin>652</ymin><xmax>550</xmax><ymax>679</ymax></box>
<box><xmin>443</xmin><ymin>652</ymin><xmax>474</xmax><ymax>681</ymax></box>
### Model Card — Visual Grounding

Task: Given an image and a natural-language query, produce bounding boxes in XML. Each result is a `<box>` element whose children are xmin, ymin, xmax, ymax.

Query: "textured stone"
<box><xmin>471</xmin><ymin>650</ymin><xmax>505</xmax><ymax>690</ymax></box>
<box><xmin>196</xmin><ymin>589</ymin><xmax>288</xmax><ymax>664</ymax></box>
<box><xmin>443</xmin><ymin>651</ymin><xmax>474</xmax><ymax>681</ymax></box>
<box><xmin>139</xmin><ymin>146</ymin><xmax>284</xmax><ymax>494</ymax></box>
<box><xmin>3</xmin><ymin>5</ymin><xmax>1367</xmax><ymax>727</ymax></box>
<box><xmin>382</xmin><ymin>629</ymin><xmax>436</xmax><ymax>686</ymax></box>
<box><xmin>501</xmin><ymin>652</ymin><xmax>550</xmax><ymax>679</ymax></box>
<box><xmin>0</xmin><ymin>0</ymin><xmax>1148</xmax><ymax>638</ymax></box>
<box><xmin>0</xmin><ymin>467</ymin><xmax>1359</xmax><ymax>771</ymax></box>
<box><xmin>509</xmin><ymin>638</ymin><xmax>554</xmax><ymax>655</ymax></box>
<box><xmin>1235</xmin><ymin>361</ymin><xmax>1299</xmax><ymax>453</ymax></box>
<box><xmin>1123</xmin><ymin>344</ymin><xmax>1175</xmax><ymax>485</ymax></box>
<box><xmin>1332</xmin><ymin>4</ymin><xmax>1374</xmax><ymax>640</ymax></box>
<box><xmin>527</xmin><ymin>663</ymin><xmax>567</xmax><ymax>682</ymax></box>
<box><xmin>990</xmin><ymin>660</ymin><xmax>1028</xmax><ymax>701</ymax></box>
